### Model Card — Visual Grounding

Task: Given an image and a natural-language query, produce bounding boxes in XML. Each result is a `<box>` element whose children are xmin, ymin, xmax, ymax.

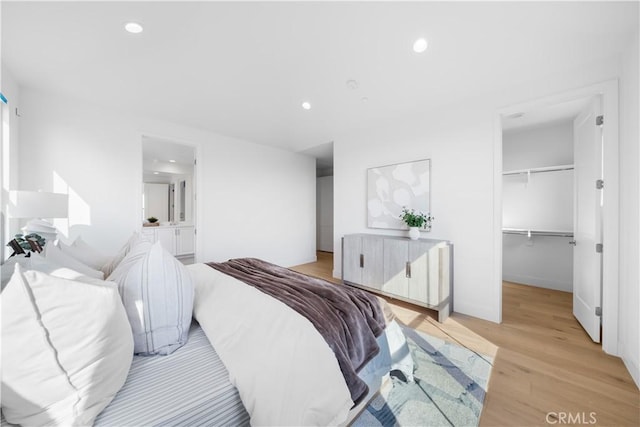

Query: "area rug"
<box><xmin>353</xmin><ymin>325</ymin><xmax>493</xmax><ymax>427</ymax></box>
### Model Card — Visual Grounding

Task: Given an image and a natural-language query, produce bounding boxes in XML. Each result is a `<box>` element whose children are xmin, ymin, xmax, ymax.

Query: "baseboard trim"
<box><xmin>622</xmin><ymin>352</ymin><xmax>640</xmax><ymax>389</ymax></box>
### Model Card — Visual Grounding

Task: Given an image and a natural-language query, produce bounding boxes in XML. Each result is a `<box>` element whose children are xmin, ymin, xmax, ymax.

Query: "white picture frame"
<box><xmin>367</xmin><ymin>159</ymin><xmax>431</xmax><ymax>230</ymax></box>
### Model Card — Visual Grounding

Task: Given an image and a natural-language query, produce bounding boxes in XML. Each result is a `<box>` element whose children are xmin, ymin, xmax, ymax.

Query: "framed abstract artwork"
<box><xmin>367</xmin><ymin>159</ymin><xmax>431</xmax><ymax>230</ymax></box>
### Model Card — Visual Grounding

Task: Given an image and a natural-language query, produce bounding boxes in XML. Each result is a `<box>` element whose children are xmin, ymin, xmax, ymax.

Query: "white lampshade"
<box><xmin>7</xmin><ymin>191</ymin><xmax>69</xmax><ymax>219</ymax></box>
<box><xmin>22</xmin><ymin>219</ymin><xmax>57</xmax><ymax>231</ymax></box>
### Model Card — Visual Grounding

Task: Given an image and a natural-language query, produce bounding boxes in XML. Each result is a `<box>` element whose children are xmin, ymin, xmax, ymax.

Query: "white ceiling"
<box><xmin>142</xmin><ymin>136</ymin><xmax>195</xmax><ymax>166</ymax></box>
<box><xmin>2</xmin><ymin>1</ymin><xmax>638</xmax><ymax>154</ymax></box>
<box><xmin>502</xmin><ymin>96</ymin><xmax>593</xmax><ymax>133</ymax></box>
<box><xmin>142</xmin><ymin>136</ymin><xmax>194</xmax><ymax>183</ymax></box>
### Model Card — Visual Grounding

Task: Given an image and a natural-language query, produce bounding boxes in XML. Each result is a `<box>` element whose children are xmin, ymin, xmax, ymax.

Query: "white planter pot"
<box><xmin>408</xmin><ymin>227</ymin><xmax>420</xmax><ymax>240</ymax></box>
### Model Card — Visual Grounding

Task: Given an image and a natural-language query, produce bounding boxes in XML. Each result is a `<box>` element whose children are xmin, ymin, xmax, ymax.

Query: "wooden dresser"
<box><xmin>342</xmin><ymin>234</ymin><xmax>453</xmax><ymax>322</ymax></box>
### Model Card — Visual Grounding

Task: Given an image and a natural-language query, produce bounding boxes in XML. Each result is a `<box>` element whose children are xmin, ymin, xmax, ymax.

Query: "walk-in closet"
<box><xmin>501</xmin><ymin>94</ymin><xmax>605</xmax><ymax>343</ymax></box>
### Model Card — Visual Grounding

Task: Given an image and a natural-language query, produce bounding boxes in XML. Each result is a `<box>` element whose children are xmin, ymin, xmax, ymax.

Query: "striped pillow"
<box><xmin>101</xmin><ymin>233</ymin><xmax>142</xmax><ymax>278</ymax></box>
<box><xmin>107</xmin><ymin>238</ymin><xmax>153</xmax><ymax>283</ymax></box>
<box><xmin>110</xmin><ymin>241</ymin><xmax>194</xmax><ymax>355</ymax></box>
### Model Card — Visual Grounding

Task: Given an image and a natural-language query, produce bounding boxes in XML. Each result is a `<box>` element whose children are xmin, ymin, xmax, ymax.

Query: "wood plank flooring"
<box><xmin>291</xmin><ymin>252</ymin><xmax>640</xmax><ymax>427</ymax></box>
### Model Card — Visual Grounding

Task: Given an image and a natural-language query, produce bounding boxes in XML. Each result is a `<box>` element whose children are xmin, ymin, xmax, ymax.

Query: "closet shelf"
<box><xmin>502</xmin><ymin>228</ymin><xmax>574</xmax><ymax>238</ymax></box>
<box><xmin>502</xmin><ymin>164</ymin><xmax>574</xmax><ymax>176</ymax></box>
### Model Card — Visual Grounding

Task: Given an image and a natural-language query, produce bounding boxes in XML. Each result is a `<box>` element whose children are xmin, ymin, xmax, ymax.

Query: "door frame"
<box><xmin>492</xmin><ymin>80</ymin><xmax>620</xmax><ymax>355</ymax></box>
<box><xmin>138</xmin><ymin>132</ymin><xmax>200</xmax><ymax>263</ymax></box>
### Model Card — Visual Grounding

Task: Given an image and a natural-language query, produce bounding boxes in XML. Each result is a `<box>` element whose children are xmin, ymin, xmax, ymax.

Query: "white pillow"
<box><xmin>1</xmin><ymin>253</ymin><xmax>103</xmax><ymax>289</ymax></box>
<box><xmin>1</xmin><ymin>265</ymin><xmax>133</xmax><ymax>426</ymax></box>
<box><xmin>109</xmin><ymin>241</ymin><xmax>194</xmax><ymax>355</ymax></box>
<box><xmin>1</xmin><ymin>255</ymin><xmax>30</xmax><ymax>290</ymax></box>
<box><xmin>30</xmin><ymin>253</ymin><xmax>116</xmax><ymax>286</ymax></box>
<box><xmin>45</xmin><ymin>243</ymin><xmax>104</xmax><ymax>280</ymax></box>
<box><xmin>59</xmin><ymin>237</ymin><xmax>111</xmax><ymax>270</ymax></box>
<box><xmin>101</xmin><ymin>233</ymin><xmax>140</xmax><ymax>278</ymax></box>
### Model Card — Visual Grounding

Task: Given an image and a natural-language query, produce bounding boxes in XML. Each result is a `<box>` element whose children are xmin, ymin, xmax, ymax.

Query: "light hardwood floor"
<box><xmin>291</xmin><ymin>252</ymin><xmax>640</xmax><ymax>427</ymax></box>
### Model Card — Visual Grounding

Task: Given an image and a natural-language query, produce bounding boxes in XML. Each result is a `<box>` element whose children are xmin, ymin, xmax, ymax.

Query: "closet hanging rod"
<box><xmin>502</xmin><ymin>164</ymin><xmax>574</xmax><ymax>176</ymax></box>
<box><xmin>502</xmin><ymin>228</ymin><xmax>574</xmax><ymax>238</ymax></box>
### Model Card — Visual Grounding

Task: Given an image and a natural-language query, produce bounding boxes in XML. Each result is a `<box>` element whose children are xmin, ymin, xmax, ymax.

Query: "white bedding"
<box><xmin>188</xmin><ymin>263</ymin><xmax>354</xmax><ymax>426</ymax></box>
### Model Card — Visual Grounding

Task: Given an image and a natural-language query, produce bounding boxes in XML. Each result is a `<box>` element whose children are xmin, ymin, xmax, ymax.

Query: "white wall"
<box><xmin>316</xmin><ymin>175</ymin><xmax>333</xmax><ymax>252</ymax></box>
<box><xmin>1</xmin><ymin>66</ymin><xmax>21</xmax><ymax>261</ymax></box>
<box><xmin>502</xmin><ymin>234</ymin><xmax>573</xmax><ymax>292</ymax></box>
<box><xmin>334</xmin><ymin>102</ymin><xmax>497</xmax><ymax>321</ymax></box>
<box><xmin>198</xmin><ymin>135</ymin><xmax>316</xmax><ymax>265</ymax></box>
<box><xmin>333</xmin><ymin>54</ymin><xmax>622</xmax><ymax>323</ymax></box>
<box><xmin>618</xmin><ymin>31</ymin><xmax>639</xmax><ymax>388</ymax></box>
<box><xmin>502</xmin><ymin>122</ymin><xmax>574</xmax><ymax>292</ymax></box>
<box><xmin>503</xmin><ymin>122</ymin><xmax>574</xmax><ymax>169</ymax></box>
<box><xmin>17</xmin><ymin>87</ymin><xmax>316</xmax><ymax>267</ymax></box>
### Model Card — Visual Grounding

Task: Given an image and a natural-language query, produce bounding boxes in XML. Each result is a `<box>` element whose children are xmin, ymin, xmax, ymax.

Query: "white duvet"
<box><xmin>188</xmin><ymin>263</ymin><xmax>354</xmax><ymax>426</ymax></box>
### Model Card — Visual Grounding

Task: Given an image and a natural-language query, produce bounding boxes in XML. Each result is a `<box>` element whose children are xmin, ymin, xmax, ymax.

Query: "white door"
<box><xmin>573</xmin><ymin>96</ymin><xmax>603</xmax><ymax>343</ymax></box>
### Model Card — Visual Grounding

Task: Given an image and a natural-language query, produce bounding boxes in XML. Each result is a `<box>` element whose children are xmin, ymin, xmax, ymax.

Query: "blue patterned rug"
<box><xmin>353</xmin><ymin>325</ymin><xmax>493</xmax><ymax>427</ymax></box>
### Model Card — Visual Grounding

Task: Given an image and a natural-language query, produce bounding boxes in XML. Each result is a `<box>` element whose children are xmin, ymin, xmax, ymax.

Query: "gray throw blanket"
<box><xmin>206</xmin><ymin>258</ymin><xmax>386</xmax><ymax>406</ymax></box>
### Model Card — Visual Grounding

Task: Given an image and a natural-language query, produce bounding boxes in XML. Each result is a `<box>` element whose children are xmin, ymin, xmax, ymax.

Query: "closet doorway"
<box><xmin>497</xmin><ymin>81</ymin><xmax>619</xmax><ymax>353</ymax></box>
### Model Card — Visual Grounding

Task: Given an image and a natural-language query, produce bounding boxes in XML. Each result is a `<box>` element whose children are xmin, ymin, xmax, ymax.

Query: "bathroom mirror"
<box><xmin>142</xmin><ymin>137</ymin><xmax>195</xmax><ymax>225</ymax></box>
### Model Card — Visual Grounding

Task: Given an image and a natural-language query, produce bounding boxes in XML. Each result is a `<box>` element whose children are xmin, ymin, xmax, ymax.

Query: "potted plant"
<box><xmin>6</xmin><ymin>233</ymin><xmax>46</xmax><ymax>255</ymax></box>
<box><xmin>145</xmin><ymin>216</ymin><xmax>159</xmax><ymax>227</ymax></box>
<box><xmin>399</xmin><ymin>207</ymin><xmax>434</xmax><ymax>240</ymax></box>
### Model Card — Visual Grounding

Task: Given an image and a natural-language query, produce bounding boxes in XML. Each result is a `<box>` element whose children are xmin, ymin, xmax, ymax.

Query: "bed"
<box><xmin>92</xmin><ymin>320</ymin><xmax>402</xmax><ymax>427</ymax></box>
<box><xmin>1</xmin><ymin>235</ymin><xmax>414</xmax><ymax>426</ymax></box>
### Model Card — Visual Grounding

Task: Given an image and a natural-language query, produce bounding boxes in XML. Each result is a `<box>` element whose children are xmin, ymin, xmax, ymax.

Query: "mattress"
<box><xmin>92</xmin><ymin>321</ymin><xmax>393</xmax><ymax>427</ymax></box>
<box><xmin>94</xmin><ymin>322</ymin><xmax>250</xmax><ymax>427</ymax></box>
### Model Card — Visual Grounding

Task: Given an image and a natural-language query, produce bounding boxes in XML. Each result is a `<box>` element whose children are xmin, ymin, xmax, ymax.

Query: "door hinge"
<box><xmin>596</xmin><ymin>115</ymin><xmax>604</xmax><ymax>126</ymax></box>
<box><xmin>595</xmin><ymin>307</ymin><xmax>602</xmax><ymax>317</ymax></box>
<box><xmin>596</xmin><ymin>179</ymin><xmax>604</xmax><ymax>189</ymax></box>
<box><xmin>596</xmin><ymin>243</ymin><xmax>603</xmax><ymax>253</ymax></box>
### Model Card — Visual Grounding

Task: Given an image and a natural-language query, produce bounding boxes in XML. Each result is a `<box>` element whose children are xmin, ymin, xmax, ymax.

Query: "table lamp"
<box><xmin>7</xmin><ymin>190</ymin><xmax>69</xmax><ymax>244</ymax></box>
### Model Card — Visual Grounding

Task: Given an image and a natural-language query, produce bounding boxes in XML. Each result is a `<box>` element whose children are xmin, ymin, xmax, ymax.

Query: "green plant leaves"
<box><xmin>399</xmin><ymin>207</ymin><xmax>434</xmax><ymax>228</ymax></box>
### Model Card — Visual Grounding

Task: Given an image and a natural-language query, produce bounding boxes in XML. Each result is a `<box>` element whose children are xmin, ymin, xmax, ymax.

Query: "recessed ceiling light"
<box><xmin>301</xmin><ymin>102</ymin><xmax>311</xmax><ymax>110</ymax></box>
<box><xmin>169</xmin><ymin>159</ymin><xmax>176</xmax><ymax>163</ymax></box>
<box><xmin>125</xmin><ymin>22</ymin><xmax>144</xmax><ymax>34</ymax></box>
<box><xmin>153</xmin><ymin>172</ymin><xmax>159</xmax><ymax>175</ymax></box>
<box><xmin>413</xmin><ymin>38</ymin><xmax>428</xmax><ymax>53</ymax></box>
